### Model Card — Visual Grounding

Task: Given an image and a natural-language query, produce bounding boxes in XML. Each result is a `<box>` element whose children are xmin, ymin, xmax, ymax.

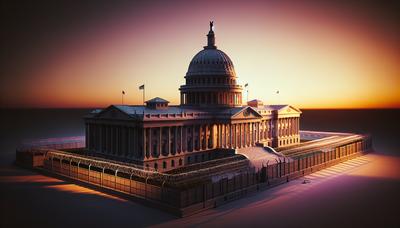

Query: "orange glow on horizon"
<box><xmin>1</xmin><ymin>1</ymin><xmax>399</xmax><ymax>109</ymax></box>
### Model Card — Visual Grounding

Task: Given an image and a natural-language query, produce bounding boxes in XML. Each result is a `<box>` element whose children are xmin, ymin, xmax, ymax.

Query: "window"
<box><xmin>163</xmin><ymin>161</ymin><xmax>167</xmax><ymax>169</ymax></box>
<box><xmin>179</xmin><ymin>158</ymin><xmax>182</xmax><ymax>166</ymax></box>
<box><xmin>171</xmin><ymin>160</ymin><xmax>175</xmax><ymax>167</ymax></box>
<box><xmin>154</xmin><ymin>163</ymin><xmax>158</xmax><ymax>170</ymax></box>
<box><xmin>187</xmin><ymin>156</ymin><xmax>191</xmax><ymax>164</ymax></box>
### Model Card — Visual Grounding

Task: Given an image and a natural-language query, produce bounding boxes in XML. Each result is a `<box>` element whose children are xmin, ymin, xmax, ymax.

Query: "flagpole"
<box><xmin>244</xmin><ymin>83</ymin><xmax>249</xmax><ymax>102</ymax></box>
<box><xmin>143</xmin><ymin>87</ymin><xmax>145</xmax><ymax>105</ymax></box>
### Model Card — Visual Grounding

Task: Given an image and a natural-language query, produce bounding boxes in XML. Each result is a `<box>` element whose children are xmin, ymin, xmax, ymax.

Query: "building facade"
<box><xmin>85</xmin><ymin>22</ymin><xmax>301</xmax><ymax>172</ymax></box>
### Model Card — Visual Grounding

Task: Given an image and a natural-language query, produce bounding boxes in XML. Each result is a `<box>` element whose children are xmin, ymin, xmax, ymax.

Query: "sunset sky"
<box><xmin>1</xmin><ymin>0</ymin><xmax>399</xmax><ymax>109</ymax></box>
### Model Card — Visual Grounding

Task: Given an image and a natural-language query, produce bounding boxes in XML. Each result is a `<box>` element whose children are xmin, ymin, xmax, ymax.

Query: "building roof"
<box><xmin>113</xmin><ymin>105</ymin><xmax>197</xmax><ymax>115</ymax></box>
<box><xmin>145</xmin><ymin>97</ymin><xmax>169</xmax><ymax>104</ymax></box>
<box><xmin>88</xmin><ymin>103</ymin><xmax>300</xmax><ymax>121</ymax></box>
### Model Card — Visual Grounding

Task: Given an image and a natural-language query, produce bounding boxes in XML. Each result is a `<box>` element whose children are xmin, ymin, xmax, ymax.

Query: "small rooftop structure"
<box><xmin>247</xmin><ymin>99</ymin><xmax>264</xmax><ymax>108</ymax></box>
<box><xmin>146</xmin><ymin>97</ymin><xmax>169</xmax><ymax>109</ymax></box>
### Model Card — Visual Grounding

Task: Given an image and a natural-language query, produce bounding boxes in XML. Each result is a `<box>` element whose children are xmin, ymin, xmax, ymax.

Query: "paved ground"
<box><xmin>1</xmin><ymin>151</ymin><xmax>399</xmax><ymax>228</ymax></box>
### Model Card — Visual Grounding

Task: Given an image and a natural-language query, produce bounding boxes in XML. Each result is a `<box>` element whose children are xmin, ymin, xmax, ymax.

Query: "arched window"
<box><xmin>163</xmin><ymin>161</ymin><xmax>167</xmax><ymax>169</ymax></box>
<box><xmin>171</xmin><ymin>160</ymin><xmax>175</xmax><ymax>167</ymax></box>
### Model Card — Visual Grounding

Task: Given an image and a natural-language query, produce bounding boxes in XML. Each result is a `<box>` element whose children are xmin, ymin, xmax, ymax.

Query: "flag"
<box><xmin>244</xmin><ymin>83</ymin><xmax>248</xmax><ymax>87</ymax></box>
<box><xmin>122</xmin><ymin>91</ymin><xmax>125</xmax><ymax>95</ymax></box>
<box><xmin>139</xmin><ymin>84</ymin><xmax>145</xmax><ymax>90</ymax></box>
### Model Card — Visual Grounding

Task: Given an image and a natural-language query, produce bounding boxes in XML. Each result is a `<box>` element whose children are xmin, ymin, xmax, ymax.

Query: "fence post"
<box><xmin>101</xmin><ymin>167</ymin><xmax>105</xmax><ymax>187</ymax></box>
<box><xmin>77</xmin><ymin>161</ymin><xmax>80</xmax><ymax>179</ymax></box>
<box><xmin>115</xmin><ymin>169</ymin><xmax>118</xmax><ymax>190</ymax></box>
<box><xmin>145</xmin><ymin>175</ymin><xmax>149</xmax><ymax>199</ymax></box>
<box><xmin>88</xmin><ymin>164</ymin><xmax>91</xmax><ymax>182</ymax></box>
<box><xmin>130</xmin><ymin>172</ymin><xmax>134</xmax><ymax>194</ymax></box>
<box><xmin>69</xmin><ymin>159</ymin><xmax>72</xmax><ymax>177</ymax></box>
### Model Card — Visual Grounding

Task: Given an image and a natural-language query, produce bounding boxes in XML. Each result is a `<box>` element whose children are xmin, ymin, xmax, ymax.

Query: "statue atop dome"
<box><xmin>206</xmin><ymin>21</ymin><xmax>216</xmax><ymax>49</ymax></box>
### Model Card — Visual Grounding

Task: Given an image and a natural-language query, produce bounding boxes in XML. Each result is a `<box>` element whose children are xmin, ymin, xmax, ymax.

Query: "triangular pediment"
<box><xmin>95</xmin><ymin>105</ymin><xmax>132</xmax><ymax>120</ymax></box>
<box><xmin>231</xmin><ymin>107</ymin><xmax>263</xmax><ymax>119</ymax></box>
<box><xmin>277</xmin><ymin>105</ymin><xmax>302</xmax><ymax>114</ymax></box>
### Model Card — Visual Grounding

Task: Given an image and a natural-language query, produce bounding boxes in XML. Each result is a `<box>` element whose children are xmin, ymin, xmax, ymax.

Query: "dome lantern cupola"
<box><xmin>179</xmin><ymin>22</ymin><xmax>243</xmax><ymax>108</ymax></box>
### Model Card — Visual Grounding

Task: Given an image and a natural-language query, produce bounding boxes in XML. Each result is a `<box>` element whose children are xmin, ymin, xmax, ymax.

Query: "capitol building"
<box><xmin>85</xmin><ymin>22</ymin><xmax>301</xmax><ymax>172</ymax></box>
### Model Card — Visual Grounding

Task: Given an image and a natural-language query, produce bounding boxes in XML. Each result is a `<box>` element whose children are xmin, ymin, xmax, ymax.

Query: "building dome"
<box><xmin>179</xmin><ymin>22</ymin><xmax>243</xmax><ymax>108</ymax></box>
<box><xmin>186</xmin><ymin>49</ymin><xmax>236</xmax><ymax>77</ymax></box>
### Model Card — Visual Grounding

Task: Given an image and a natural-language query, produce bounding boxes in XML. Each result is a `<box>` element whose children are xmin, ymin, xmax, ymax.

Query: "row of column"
<box><xmin>86</xmin><ymin>117</ymin><xmax>301</xmax><ymax>160</ymax></box>
<box><xmin>215</xmin><ymin>122</ymin><xmax>263</xmax><ymax>149</ymax></box>
<box><xmin>143</xmin><ymin>124</ymin><xmax>215</xmax><ymax>160</ymax></box>
<box><xmin>277</xmin><ymin>117</ymin><xmax>300</xmax><ymax>137</ymax></box>
<box><xmin>259</xmin><ymin>120</ymin><xmax>273</xmax><ymax>140</ymax></box>
<box><xmin>181</xmin><ymin>91</ymin><xmax>242</xmax><ymax>106</ymax></box>
<box><xmin>86</xmin><ymin>124</ymin><xmax>142</xmax><ymax>159</ymax></box>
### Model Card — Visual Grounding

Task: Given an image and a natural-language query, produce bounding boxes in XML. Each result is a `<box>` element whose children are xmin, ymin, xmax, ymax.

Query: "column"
<box><xmin>294</xmin><ymin>118</ymin><xmax>296</xmax><ymax>134</ymax></box>
<box><xmin>179</xmin><ymin>126</ymin><xmax>183</xmax><ymax>153</ymax></box>
<box><xmin>239</xmin><ymin>123</ymin><xmax>242</xmax><ymax>148</ymax></box>
<box><xmin>244</xmin><ymin>123</ymin><xmax>248</xmax><ymax>147</ymax></box>
<box><xmin>250</xmin><ymin>123</ymin><xmax>253</xmax><ymax>146</ymax></box>
<box><xmin>192</xmin><ymin>125</ymin><xmax>195</xmax><ymax>151</ymax></box>
<box><xmin>223</xmin><ymin>124</ymin><xmax>227</xmax><ymax>147</ymax></box>
<box><xmin>148</xmin><ymin>128</ymin><xmax>152</xmax><ymax>158</ymax></box>
<box><xmin>229</xmin><ymin>124</ymin><xmax>233</xmax><ymax>148</ymax></box>
<box><xmin>143</xmin><ymin>128</ymin><xmax>147</xmax><ymax>158</ymax></box>
<box><xmin>158</xmin><ymin>127</ymin><xmax>162</xmax><ymax>157</ymax></box>
<box><xmin>248</xmin><ymin>123</ymin><xmax>251</xmax><ymax>146</ymax></box>
<box><xmin>167</xmin><ymin>127</ymin><xmax>171</xmax><ymax>156</ymax></box>
<box><xmin>174</xmin><ymin>126</ymin><xmax>178</xmax><ymax>154</ymax></box>
<box><xmin>279</xmin><ymin>119</ymin><xmax>282</xmax><ymax>137</ymax></box>
<box><xmin>232</xmin><ymin>124</ymin><xmax>236</xmax><ymax>148</ymax></box>
<box><xmin>249</xmin><ymin>123</ymin><xmax>254</xmax><ymax>146</ymax></box>
<box><xmin>205</xmin><ymin>125</ymin><xmax>208</xmax><ymax>149</ymax></box>
<box><xmin>293</xmin><ymin>118</ymin><xmax>296</xmax><ymax>135</ymax></box>
<box><xmin>198</xmin><ymin>125</ymin><xmax>202</xmax><ymax>150</ymax></box>
<box><xmin>183</xmin><ymin>126</ymin><xmax>188</xmax><ymax>152</ymax></box>
<box><xmin>218</xmin><ymin>124</ymin><xmax>223</xmax><ymax>148</ymax></box>
<box><xmin>210</xmin><ymin>124</ymin><xmax>214</xmax><ymax>148</ymax></box>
